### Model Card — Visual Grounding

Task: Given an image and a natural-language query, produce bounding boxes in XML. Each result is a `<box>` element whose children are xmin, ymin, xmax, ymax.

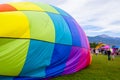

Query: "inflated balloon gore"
<box><xmin>0</xmin><ymin>2</ymin><xmax>92</xmax><ymax>80</ymax></box>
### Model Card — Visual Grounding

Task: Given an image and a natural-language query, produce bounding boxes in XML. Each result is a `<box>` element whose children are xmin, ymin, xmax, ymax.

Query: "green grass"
<box><xmin>52</xmin><ymin>54</ymin><xmax>120</xmax><ymax>80</ymax></box>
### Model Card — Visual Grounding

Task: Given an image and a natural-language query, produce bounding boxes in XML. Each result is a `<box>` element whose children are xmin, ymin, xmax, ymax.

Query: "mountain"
<box><xmin>88</xmin><ymin>34</ymin><xmax>120</xmax><ymax>46</ymax></box>
<box><xmin>96</xmin><ymin>34</ymin><xmax>111</xmax><ymax>38</ymax></box>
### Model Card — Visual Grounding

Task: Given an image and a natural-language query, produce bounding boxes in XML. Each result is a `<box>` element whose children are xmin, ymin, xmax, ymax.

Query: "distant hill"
<box><xmin>88</xmin><ymin>34</ymin><xmax>120</xmax><ymax>46</ymax></box>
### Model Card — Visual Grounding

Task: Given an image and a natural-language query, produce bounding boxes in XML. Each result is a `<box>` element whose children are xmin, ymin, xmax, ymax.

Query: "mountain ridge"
<box><xmin>88</xmin><ymin>34</ymin><xmax>120</xmax><ymax>46</ymax></box>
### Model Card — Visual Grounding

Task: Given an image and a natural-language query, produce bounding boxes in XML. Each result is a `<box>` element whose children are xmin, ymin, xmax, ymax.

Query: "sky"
<box><xmin>0</xmin><ymin>0</ymin><xmax>120</xmax><ymax>37</ymax></box>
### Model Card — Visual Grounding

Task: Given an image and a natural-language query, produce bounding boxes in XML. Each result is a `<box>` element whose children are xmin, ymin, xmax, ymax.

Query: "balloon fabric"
<box><xmin>0</xmin><ymin>2</ymin><xmax>92</xmax><ymax>80</ymax></box>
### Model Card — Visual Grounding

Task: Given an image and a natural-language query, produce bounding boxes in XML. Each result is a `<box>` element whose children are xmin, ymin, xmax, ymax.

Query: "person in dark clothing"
<box><xmin>93</xmin><ymin>48</ymin><xmax>95</xmax><ymax>54</ymax></box>
<box><xmin>107</xmin><ymin>49</ymin><xmax>111</xmax><ymax>60</ymax></box>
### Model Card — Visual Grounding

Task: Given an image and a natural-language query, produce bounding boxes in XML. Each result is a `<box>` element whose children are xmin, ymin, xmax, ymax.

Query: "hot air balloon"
<box><xmin>0</xmin><ymin>2</ymin><xmax>92</xmax><ymax>80</ymax></box>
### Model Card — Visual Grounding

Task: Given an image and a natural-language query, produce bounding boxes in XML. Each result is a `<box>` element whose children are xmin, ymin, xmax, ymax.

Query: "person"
<box><xmin>95</xmin><ymin>49</ymin><xmax>99</xmax><ymax>56</ymax></box>
<box><xmin>111</xmin><ymin>52</ymin><xmax>115</xmax><ymax>61</ymax></box>
<box><xmin>93</xmin><ymin>48</ymin><xmax>95</xmax><ymax>54</ymax></box>
<box><xmin>107</xmin><ymin>49</ymin><xmax>111</xmax><ymax>61</ymax></box>
<box><xmin>111</xmin><ymin>48</ymin><xmax>115</xmax><ymax>61</ymax></box>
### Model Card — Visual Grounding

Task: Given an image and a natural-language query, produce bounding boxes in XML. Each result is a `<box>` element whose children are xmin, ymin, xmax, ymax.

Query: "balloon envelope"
<box><xmin>101</xmin><ymin>45</ymin><xmax>110</xmax><ymax>49</ymax></box>
<box><xmin>0</xmin><ymin>2</ymin><xmax>92</xmax><ymax>80</ymax></box>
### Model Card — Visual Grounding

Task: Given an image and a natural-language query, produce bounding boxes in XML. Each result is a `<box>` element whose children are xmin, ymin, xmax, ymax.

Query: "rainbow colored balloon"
<box><xmin>0</xmin><ymin>2</ymin><xmax>92</xmax><ymax>80</ymax></box>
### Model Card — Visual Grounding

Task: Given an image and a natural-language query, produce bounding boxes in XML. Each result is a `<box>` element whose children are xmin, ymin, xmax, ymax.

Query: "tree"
<box><xmin>90</xmin><ymin>42</ymin><xmax>98</xmax><ymax>48</ymax></box>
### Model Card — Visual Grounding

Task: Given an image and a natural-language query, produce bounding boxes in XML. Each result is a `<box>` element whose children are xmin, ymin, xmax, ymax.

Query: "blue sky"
<box><xmin>0</xmin><ymin>0</ymin><xmax>120</xmax><ymax>37</ymax></box>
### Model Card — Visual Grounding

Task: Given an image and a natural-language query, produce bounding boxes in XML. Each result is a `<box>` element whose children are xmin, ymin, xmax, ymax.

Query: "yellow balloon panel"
<box><xmin>9</xmin><ymin>2</ymin><xmax>44</xmax><ymax>11</ymax></box>
<box><xmin>0</xmin><ymin>11</ymin><xmax>30</xmax><ymax>38</ymax></box>
<box><xmin>0</xmin><ymin>38</ymin><xmax>30</xmax><ymax>76</ymax></box>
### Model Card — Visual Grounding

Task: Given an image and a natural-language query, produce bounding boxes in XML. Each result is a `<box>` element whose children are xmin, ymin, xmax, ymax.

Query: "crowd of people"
<box><xmin>91</xmin><ymin>48</ymin><xmax>120</xmax><ymax>61</ymax></box>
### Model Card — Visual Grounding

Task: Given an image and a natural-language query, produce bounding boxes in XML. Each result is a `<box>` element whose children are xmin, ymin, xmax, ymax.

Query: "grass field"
<box><xmin>52</xmin><ymin>54</ymin><xmax>120</xmax><ymax>80</ymax></box>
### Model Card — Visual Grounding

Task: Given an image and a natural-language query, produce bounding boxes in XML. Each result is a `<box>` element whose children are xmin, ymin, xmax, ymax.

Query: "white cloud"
<box><xmin>0</xmin><ymin>0</ymin><xmax>120</xmax><ymax>37</ymax></box>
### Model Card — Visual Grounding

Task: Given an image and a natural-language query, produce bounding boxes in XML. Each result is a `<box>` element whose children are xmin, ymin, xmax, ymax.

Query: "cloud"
<box><xmin>0</xmin><ymin>0</ymin><xmax>120</xmax><ymax>37</ymax></box>
<box><xmin>111</xmin><ymin>21</ymin><xmax>120</xmax><ymax>25</ymax></box>
<box><xmin>83</xmin><ymin>25</ymin><xmax>103</xmax><ymax>31</ymax></box>
<box><xmin>0</xmin><ymin>0</ymin><xmax>22</xmax><ymax>3</ymax></box>
<box><xmin>75</xmin><ymin>0</ymin><xmax>120</xmax><ymax>37</ymax></box>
